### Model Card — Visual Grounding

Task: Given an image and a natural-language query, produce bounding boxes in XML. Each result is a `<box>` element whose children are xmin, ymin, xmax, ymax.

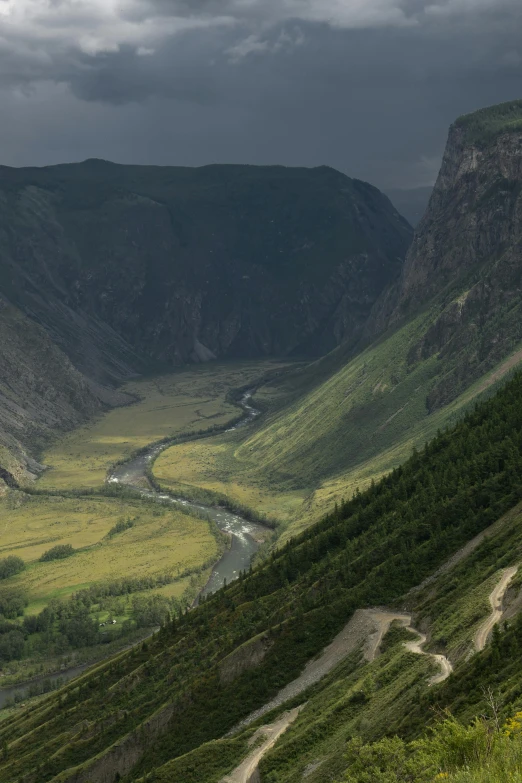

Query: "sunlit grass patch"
<box><xmin>0</xmin><ymin>493</ymin><xmax>219</xmax><ymax>610</ymax></box>
<box><xmin>38</xmin><ymin>361</ymin><xmax>290</xmax><ymax>491</ymax></box>
<box><xmin>153</xmin><ymin>437</ymin><xmax>307</xmax><ymax>527</ymax></box>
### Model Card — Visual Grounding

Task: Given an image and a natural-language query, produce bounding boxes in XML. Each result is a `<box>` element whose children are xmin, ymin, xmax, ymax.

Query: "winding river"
<box><xmin>0</xmin><ymin>391</ymin><xmax>268</xmax><ymax>709</ymax></box>
<box><xmin>107</xmin><ymin>390</ymin><xmax>269</xmax><ymax>598</ymax></box>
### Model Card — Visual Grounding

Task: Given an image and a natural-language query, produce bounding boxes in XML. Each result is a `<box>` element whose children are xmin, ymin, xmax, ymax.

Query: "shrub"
<box><xmin>0</xmin><ymin>556</ymin><xmax>25</xmax><ymax>579</ymax></box>
<box><xmin>107</xmin><ymin>518</ymin><xmax>135</xmax><ymax>538</ymax></box>
<box><xmin>40</xmin><ymin>544</ymin><xmax>75</xmax><ymax>562</ymax></box>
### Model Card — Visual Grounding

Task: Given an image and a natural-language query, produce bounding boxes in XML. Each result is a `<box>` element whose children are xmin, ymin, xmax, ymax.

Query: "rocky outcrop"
<box><xmin>370</xmin><ymin>100</ymin><xmax>522</xmax><ymax>407</ymax></box>
<box><xmin>0</xmin><ymin>298</ymin><xmax>112</xmax><ymax>479</ymax></box>
<box><xmin>60</xmin><ymin>703</ymin><xmax>175</xmax><ymax>783</ymax></box>
<box><xmin>219</xmin><ymin>632</ymin><xmax>273</xmax><ymax>685</ymax></box>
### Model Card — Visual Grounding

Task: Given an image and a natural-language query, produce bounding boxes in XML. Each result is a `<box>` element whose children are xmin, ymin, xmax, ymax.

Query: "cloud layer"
<box><xmin>0</xmin><ymin>0</ymin><xmax>520</xmax><ymax>189</ymax></box>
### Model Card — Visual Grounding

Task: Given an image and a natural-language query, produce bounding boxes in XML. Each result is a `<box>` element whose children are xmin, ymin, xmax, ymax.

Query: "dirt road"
<box><xmin>474</xmin><ymin>566</ymin><xmax>518</xmax><ymax>652</ymax></box>
<box><xmin>221</xmin><ymin>707</ymin><xmax>303</xmax><ymax>783</ymax></box>
<box><xmin>231</xmin><ymin>609</ymin><xmax>411</xmax><ymax>733</ymax></box>
<box><xmin>220</xmin><ymin>566</ymin><xmax>520</xmax><ymax>778</ymax></box>
<box><xmin>222</xmin><ymin>608</ymin><xmax>454</xmax><ymax>778</ymax></box>
<box><xmin>404</xmin><ymin>629</ymin><xmax>453</xmax><ymax>686</ymax></box>
<box><xmin>232</xmin><ymin>607</ymin><xmax>451</xmax><ymax>735</ymax></box>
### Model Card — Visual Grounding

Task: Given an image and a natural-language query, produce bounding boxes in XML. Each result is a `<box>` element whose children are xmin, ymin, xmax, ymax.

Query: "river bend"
<box><xmin>107</xmin><ymin>390</ymin><xmax>268</xmax><ymax>598</ymax></box>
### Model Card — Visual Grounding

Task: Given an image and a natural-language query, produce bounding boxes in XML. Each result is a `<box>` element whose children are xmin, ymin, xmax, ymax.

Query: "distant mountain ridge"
<box><xmin>0</xmin><ymin>161</ymin><xmax>411</xmax><ymax>370</ymax></box>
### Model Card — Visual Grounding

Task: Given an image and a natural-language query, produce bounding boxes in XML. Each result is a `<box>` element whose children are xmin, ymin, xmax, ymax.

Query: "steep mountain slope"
<box><xmin>373</xmin><ymin>99</ymin><xmax>522</xmax><ymax>404</ymax></box>
<box><xmin>0</xmin><ymin>299</ymin><xmax>110</xmax><ymax>486</ymax></box>
<box><xmin>160</xmin><ymin>100</ymin><xmax>522</xmax><ymax>534</ymax></box>
<box><xmin>2</xmin><ymin>367</ymin><xmax>522</xmax><ymax>783</ymax></box>
<box><xmin>0</xmin><ymin>161</ymin><xmax>411</xmax><ymax>370</ymax></box>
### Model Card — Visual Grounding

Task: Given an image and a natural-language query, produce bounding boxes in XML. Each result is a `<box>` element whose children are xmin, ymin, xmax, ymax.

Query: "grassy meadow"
<box><xmin>0</xmin><ymin>493</ymin><xmax>220</xmax><ymax>615</ymax></box>
<box><xmin>153</xmin><ymin>323</ymin><xmax>522</xmax><ymax>541</ymax></box>
<box><xmin>0</xmin><ymin>361</ymin><xmax>293</xmax><ymax>681</ymax></box>
<box><xmin>37</xmin><ymin>360</ymin><xmax>289</xmax><ymax>491</ymax></box>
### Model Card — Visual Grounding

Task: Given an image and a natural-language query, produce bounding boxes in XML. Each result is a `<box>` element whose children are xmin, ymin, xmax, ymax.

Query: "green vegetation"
<box><xmin>337</xmin><ymin>712</ymin><xmax>522</xmax><ymax>782</ymax></box>
<box><xmin>39</xmin><ymin>544</ymin><xmax>75</xmax><ymax>562</ymax></box>
<box><xmin>0</xmin><ymin>557</ymin><xmax>24</xmax><ymax>579</ymax></box>
<box><xmin>3</xmin><ymin>370</ymin><xmax>522</xmax><ymax>781</ymax></box>
<box><xmin>154</xmin><ymin>311</ymin><xmax>522</xmax><ymax>539</ymax></box>
<box><xmin>455</xmin><ymin>99</ymin><xmax>522</xmax><ymax>145</ymax></box>
<box><xmin>0</xmin><ymin>491</ymin><xmax>222</xmax><ymax>679</ymax></box>
<box><xmin>140</xmin><ymin>736</ymin><xmax>252</xmax><ymax>783</ymax></box>
<box><xmin>0</xmin><ymin>493</ymin><xmax>219</xmax><ymax>611</ymax></box>
<box><xmin>0</xmin><ymin>591</ymin><xmax>26</xmax><ymax>620</ymax></box>
<box><xmin>107</xmin><ymin>518</ymin><xmax>135</xmax><ymax>538</ymax></box>
<box><xmin>38</xmin><ymin>362</ymin><xmax>288</xmax><ymax>491</ymax></box>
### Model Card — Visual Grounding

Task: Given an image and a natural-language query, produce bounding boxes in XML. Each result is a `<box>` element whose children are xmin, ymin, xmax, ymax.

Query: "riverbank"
<box><xmin>108</xmin><ymin>390</ymin><xmax>274</xmax><ymax>599</ymax></box>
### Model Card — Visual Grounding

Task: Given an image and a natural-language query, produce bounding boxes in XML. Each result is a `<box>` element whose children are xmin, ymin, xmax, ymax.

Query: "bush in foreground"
<box><xmin>339</xmin><ymin>711</ymin><xmax>522</xmax><ymax>782</ymax></box>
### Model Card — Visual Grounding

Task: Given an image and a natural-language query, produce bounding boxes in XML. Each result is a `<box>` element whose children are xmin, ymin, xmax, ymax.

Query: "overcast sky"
<box><xmin>0</xmin><ymin>0</ymin><xmax>521</xmax><ymax>189</ymax></box>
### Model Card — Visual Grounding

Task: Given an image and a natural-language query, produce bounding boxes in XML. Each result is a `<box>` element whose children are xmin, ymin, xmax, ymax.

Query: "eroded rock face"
<box><xmin>0</xmin><ymin>468</ymin><xmax>18</xmax><ymax>488</ymax></box>
<box><xmin>219</xmin><ymin>632</ymin><xmax>273</xmax><ymax>685</ymax></box>
<box><xmin>370</xmin><ymin>115</ymin><xmax>522</xmax><ymax>408</ymax></box>
<box><xmin>0</xmin><ymin>299</ymin><xmax>105</xmax><ymax>477</ymax></box>
<box><xmin>388</xmin><ymin>129</ymin><xmax>522</xmax><ymax>318</ymax></box>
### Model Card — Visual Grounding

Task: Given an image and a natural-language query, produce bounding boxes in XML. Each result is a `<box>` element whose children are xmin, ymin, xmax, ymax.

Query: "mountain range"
<box><xmin>1</xmin><ymin>99</ymin><xmax>522</xmax><ymax>783</ymax></box>
<box><xmin>0</xmin><ymin>163</ymin><xmax>412</xmax><ymax>481</ymax></box>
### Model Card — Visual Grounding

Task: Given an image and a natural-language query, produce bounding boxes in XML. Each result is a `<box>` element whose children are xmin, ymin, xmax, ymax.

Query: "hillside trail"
<box><xmin>220</xmin><ymin>707</ymin><xmax>303</xmax><ymax>783</ymax></box>
<box><xmin>219</xmin><ymin>562</ymin><xmax>522</xmax><ymax>780</ymax></box>
<box><xmin>404</xmin><ymin>629</ymin><xmax>453</xmax><ymax>685</ymax></box>
<box><xmin>474</xmin><ymin>566</ymin><xmax>519</xmax><ymax>652</ymax></box>
<box><xmin>231</xmin><ymin>608</ymin><xmax>451</xmax><ymax>736</ymax></box>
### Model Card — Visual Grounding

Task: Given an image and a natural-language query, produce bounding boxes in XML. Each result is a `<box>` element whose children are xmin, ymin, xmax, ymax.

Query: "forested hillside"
<box><xmin>3</xmin><ymin>367</ymin><xmax>522</xmax><ymax>782</ymax></box>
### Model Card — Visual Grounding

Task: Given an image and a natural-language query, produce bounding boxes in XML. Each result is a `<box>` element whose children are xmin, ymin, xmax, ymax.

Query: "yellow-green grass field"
<box><xmin>0</xmin><ymin>493</ymin><xmax>219</xmax><ymax>614</ymax></box>
<box><xmin>153</xmin><ymin>336</ymin><xmax>522</xmax><ymax>542</ymax></box>
<box><xmin>153</xmin><ymin>439</ymin><xmax>307</xmax><ymax>527</ymax></box>
<box><xmin>37</xmin><ymin>360</ymin><xmax>290</xmax><ymax>491</ymax></box>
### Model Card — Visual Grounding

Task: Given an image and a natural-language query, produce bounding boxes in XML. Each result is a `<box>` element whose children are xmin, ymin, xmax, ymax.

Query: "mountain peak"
<box><xmin>454</xmin><ymin>98</ymin><xmax>522</xmax><ymax>146</ymax></box>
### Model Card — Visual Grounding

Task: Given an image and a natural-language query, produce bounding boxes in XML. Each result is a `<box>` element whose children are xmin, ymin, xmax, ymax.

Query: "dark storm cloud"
<box><xmin>0</xmin><ymin>0</ymin><xmax>521</xmax><ymax>187</ymax></box>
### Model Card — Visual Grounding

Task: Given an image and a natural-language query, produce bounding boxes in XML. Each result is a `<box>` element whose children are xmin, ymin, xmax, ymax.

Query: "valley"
<box><xmin>3</xmin><ymin>356</ymin><xmax>522</xmax><ymax>781</ymax></box>
<box><xmin>0</xmin><ymin>361</ymin><xmax>289</xmax><ymax>688</ymax></box>
<box><xmin>1</xmin><ymin>100</ymin><xmax>522</xmax><ymax>783</ymax></box>
<box><xmin>153</xmin><ymin>324</ymin><xmax>522</xmax><ymax>540</ymax></box>
<box><xmin>37</xmin><ymin>360</ymin><xmax>290</xmax><ymax>491</ymax></box>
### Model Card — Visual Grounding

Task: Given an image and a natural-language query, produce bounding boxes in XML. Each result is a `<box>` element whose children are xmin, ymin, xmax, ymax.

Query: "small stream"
<box><xmin>107</xmin><ymin>390</ymin><xmax>269</xmax><ymax>598</ymax></box>
<box><xmin>0</xmin><ymin>664</ymin><xmax>88</xmax><ymax>710</ymax></box>
<box><xmin>0</xmin><ymin>392</ymin><xmax>268</xmax><ymax>710</ymax></box>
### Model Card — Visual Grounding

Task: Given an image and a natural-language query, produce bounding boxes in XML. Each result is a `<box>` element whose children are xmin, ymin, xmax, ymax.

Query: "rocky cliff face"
<box><xmin>371</xmin><ymin>100</ymin><xmax>522</xmax><ymax>407</ymax></box>
<box><xmin>0</xmin><ymin>300</ymin><xmax>110</xmax><ymax>484</ymax></box>
<box><xmin>0</xmin><ymin>162</ymin><xmax>412</xmax><ymax>370</ymax></box>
